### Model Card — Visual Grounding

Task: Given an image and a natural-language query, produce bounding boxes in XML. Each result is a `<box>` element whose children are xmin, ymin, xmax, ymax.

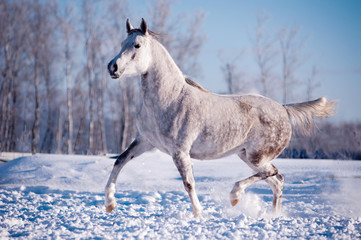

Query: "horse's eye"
<box><xmin>134</xmin><ymin>44</ymin><xmax>141</xmax><ymax>49</ymax></box>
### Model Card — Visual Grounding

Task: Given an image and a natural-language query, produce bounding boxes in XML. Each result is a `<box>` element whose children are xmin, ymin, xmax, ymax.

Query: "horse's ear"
<box><xmin>126</xmin><ymin>19</ymin><xmax>134</xmax><ymax>34</ymax></box>
<box><xmin>140</xmin><ymin>18</ymin><xmax>148</xmax><ymax>35</ymax></box>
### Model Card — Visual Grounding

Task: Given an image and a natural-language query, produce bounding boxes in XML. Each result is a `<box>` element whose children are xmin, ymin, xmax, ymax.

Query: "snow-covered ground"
<box><xmin>0</xmin><ymin>151</ymin><xmax>360</xmax><ymax>239</ymax></box>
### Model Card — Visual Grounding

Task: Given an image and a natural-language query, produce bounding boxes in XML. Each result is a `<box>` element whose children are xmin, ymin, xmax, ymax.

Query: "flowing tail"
<box><xmin>283</xmin><ymin>97</ymin><xmax>337</xmax><ymax>134</ymax></box>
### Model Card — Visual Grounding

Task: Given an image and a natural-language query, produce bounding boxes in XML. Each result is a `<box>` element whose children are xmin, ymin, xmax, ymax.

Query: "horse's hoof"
<box><xmin>231</xmin><ymin>199</ymin><xmax>239</xmax><ymax>207</ymax></box>
<box><xmin>106</xmin><ymin>202</ymin><xmax>115</xmax><ymax>213</ymax></box>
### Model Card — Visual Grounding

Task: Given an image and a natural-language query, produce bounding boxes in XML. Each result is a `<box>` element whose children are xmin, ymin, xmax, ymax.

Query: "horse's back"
<box><xmin>189</xmin><ymin>93</ymin><xmax>291</xmax><ymax>160</ymax></box>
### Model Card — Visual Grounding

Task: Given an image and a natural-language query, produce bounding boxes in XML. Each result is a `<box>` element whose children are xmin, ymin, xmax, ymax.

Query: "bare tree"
<box><xmin>148</xmin><ymin>0</ymin><xmax>206</xmax><ymax>77</ymax></box>
<box><xmin>72</xmin><ymin>80</ymin><xmax>87</xmax><ymax>154</ymax></box>
<box><xmin>27</xmin><ymin>1</ymin><xmax>55</xmax><ymax>154</ymax></box>
<box><xmin>81</xmin><ymin>0</ymin><xmax>96</xmax><ymax>154</ymax></box>
<box><xmin>56</xmin><ymin>109</ymin><xmax>62</xmax><ymax>154</ymax></box>
<box><xmin>81</xmin><ymin>0</ymin><xmax>119</xmax><ymax>154</ymax></box>
<box><xmin>278</xmin><ymin>26</ymin><xmax>307</xmax><ymax>104</ymax></box>
<box><xmin>92</xmin><ymin>51</ymin><xmax>108</xmax><ymax>154</ymax></box>
<box><xmin>306</xmin><ymin>65</ymin><xmax>321</xmax><ymax>101</ymax></box>
<box><xmin>57</xmin><ymin>3</ymin><xmax>78</xmax><ymax>154</ymax></box>
<box><xmin>253</xmin><ymin>13</ymin><xmax>277</xmax><ymax>98</ymax></box>
<box><xmin>0</xmin><ymin>1</ymin><xmax>29</xmax><ymax>152</ymax></box>
<box><xmin>39</xmin><ymin>2</ymin><xmax>58</xmax><ymax>153</ymax></box>
<box><xmin>102</xmin><ymin>0</ymin><xmax>130</xmax><ymax>152</ymax></box>
<box><xmin>218</xmin><ymin>51</ymin><xmax>246</xmax><ymax>94</ymax></box>
<box><xmin>65</xmin><ymin>15</ymin><xmax>75</xmax><ymax>155</ymax></box>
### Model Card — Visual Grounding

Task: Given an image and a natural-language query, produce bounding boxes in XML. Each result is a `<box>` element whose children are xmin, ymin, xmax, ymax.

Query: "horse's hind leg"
<box><xmin>230</xmin><ymin>152</ymin><xmax>280</xmax><ymax>209</ymax></box>
<box><xmin>105</xmin><ymin>137</ymin><xmax>153</xmax><ymax>213</ymax></box>
<box><xmin>265</xmin><ymin>173</ymin><xmax>284</xmax><ymax>212</ymax></box>
<box><xmin>229</xmin><ymin>172</ymin><xmax>267</xmax><ymax>206</ymax></box>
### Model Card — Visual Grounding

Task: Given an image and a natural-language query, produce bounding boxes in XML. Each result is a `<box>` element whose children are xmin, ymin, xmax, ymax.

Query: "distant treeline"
<box><xmin>280</xmin><ymin>122</ymin><xmax>361</xmax><ymax>160</ymax></box>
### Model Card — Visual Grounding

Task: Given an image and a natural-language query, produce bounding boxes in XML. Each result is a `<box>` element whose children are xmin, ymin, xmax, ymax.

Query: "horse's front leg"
<box><xmin>105</xmin><ymin>137</ymin><xmax>153</xmax><ymax>213</ymax></box>
<box><xmin>173</xmin><ymin>152</ymin><xmax>203</xmax><ymax>218</ymax></box>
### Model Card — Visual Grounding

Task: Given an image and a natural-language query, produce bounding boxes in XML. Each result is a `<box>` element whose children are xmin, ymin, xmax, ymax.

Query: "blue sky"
<box><xmin>125</xmin><ymin>1</ymin><xmax>361</xmax><ymax>122</ymax></box>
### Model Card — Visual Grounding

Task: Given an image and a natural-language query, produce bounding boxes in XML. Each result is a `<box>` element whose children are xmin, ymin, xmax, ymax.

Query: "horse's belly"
<box><xmin>189</xmin><ymin>136</ymin><xmax>245</xmax><ymax>160</ymax></box>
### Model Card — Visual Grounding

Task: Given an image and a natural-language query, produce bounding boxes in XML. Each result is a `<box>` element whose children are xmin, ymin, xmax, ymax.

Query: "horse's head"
<box><xmin>108</xmin><ymin>18</ymin><xmax>152</xmax><ymax>79</ymax></box>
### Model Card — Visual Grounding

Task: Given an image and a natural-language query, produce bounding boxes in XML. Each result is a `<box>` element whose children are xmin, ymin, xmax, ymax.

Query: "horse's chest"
<box><xmin>137</xmin><ymin>106</ymin><xmax>184</xmax><ymax>153</ymax></box>
<box><xmin>137</xmin><ymin>108</ymin><xmax>158</xmax><ymax>138</ymax></box>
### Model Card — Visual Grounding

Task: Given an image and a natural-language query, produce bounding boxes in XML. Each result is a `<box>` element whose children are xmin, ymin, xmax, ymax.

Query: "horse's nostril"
<box><xmin>108</xmin><ymin>61</ymin><xmax>118</xmax><ymax>74</ymax></box>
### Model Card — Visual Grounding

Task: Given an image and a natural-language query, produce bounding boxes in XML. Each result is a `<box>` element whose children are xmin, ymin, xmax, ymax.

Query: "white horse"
<box><xmin>105</xmin><ymin>18</ymin><xmax>336</xmax><ymax>217</ymax></box>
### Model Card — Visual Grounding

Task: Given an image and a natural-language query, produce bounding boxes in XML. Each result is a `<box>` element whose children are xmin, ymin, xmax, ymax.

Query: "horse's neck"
<box><xmin>141</xmin><ymin>40</ymin><xmax>185</xmax><ymax>107</ymax></box>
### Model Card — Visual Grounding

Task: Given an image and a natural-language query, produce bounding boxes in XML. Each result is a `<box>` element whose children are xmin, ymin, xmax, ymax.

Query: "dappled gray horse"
<box><xmin>105</xmin><ymin>18</ymin><xmax>336</xmax><ymax>217</ymax></box>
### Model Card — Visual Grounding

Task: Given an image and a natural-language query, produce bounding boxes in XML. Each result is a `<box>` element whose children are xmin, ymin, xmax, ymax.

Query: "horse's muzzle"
<box><xmin>108</xmin><ymin>61</ymin><xmax>119</xmax><ymax>79</ymax></box>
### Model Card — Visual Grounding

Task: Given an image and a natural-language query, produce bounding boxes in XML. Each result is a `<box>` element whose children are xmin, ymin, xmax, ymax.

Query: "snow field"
<box><xmin>0</xmin><ymin>151</ymin><xmax>360</xmax><ymax>239</ymax></box>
